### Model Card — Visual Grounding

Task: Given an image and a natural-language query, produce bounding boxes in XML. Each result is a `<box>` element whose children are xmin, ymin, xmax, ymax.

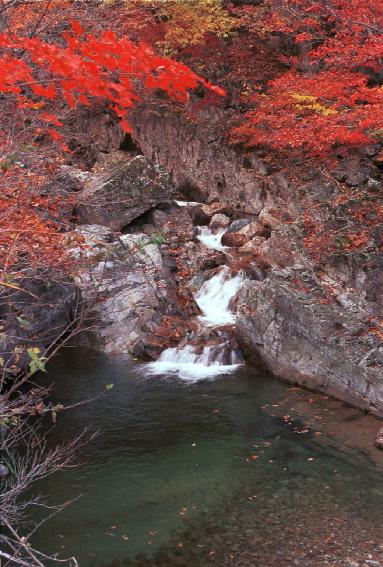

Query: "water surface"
<box><xmin>33</xmin><ymin>348</ymin><xmax>383</xmax><ymax>566</ymax></box>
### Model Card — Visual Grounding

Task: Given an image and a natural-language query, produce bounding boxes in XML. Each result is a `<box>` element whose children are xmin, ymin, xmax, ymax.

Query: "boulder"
<box><xmin>221</xmin><ymin>232</ymin><xmax>247</xmax><ymax>247</ymax></box>
<box><xmin>227</xmin><ymin>218</ymin><xmax>251</xmax><ymax>233</ymax></box>
<box><xmin>199</xmin><ymin>251</ymin><xmax>227</xmax><ymax>270</ymax></box>
<box><xmin>238</xmin><ymin>236</ymin><xmax>267</xmax><ymax>253</ymax></box>
<box><xmin>238</xmin><ymin>220</ymin><xmax>269</xmax><ymax>239</ymax></box>
<box><xmin>75</xmin><ymin>229</ymin><xmax>193</xmax><ymax>358</ymax></box>
<box><xmin>42</xmin><ymin>164</ymin><xmax>93</xmax><ymax>197</ymax></box>
<box><xmin>209</xmin><ymin>213</ymin><xmax>231</xmax><ymax>231</ymax></box>
<box><xmin>76</xmin><ymin>155</ymin><xmax>175</xmax><ymax>231</ymax></box>
<box><xmin>201</xmin><ymin>202</ymin><xmax>230</xmax><ymax>220</ymax></box>
<box><xmin>258</xmin><ymin>208</ymin><xmax>282</xmax><ymax>230</ymax></box>
<box><xmin>236</xmin><ymin>273</ymin><xmax>383</xmax><ymax>415</ymax></box>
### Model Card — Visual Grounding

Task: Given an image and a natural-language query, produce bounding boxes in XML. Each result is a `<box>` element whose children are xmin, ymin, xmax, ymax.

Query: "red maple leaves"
<box><xmin>0</xmin><ymin>21</ymin><xmax>225</xmax><ymax>144</ymax></box>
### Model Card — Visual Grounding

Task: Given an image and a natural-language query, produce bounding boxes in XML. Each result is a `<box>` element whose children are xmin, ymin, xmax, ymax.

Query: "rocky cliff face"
<box><xmin>130</xmin><ymin>101</ymin><xmax>383</xmax><ymax>416</ymax></box>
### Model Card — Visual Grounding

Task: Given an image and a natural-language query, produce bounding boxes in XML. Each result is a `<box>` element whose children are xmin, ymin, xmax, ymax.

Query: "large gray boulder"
<box><xmin>76</xmin><ymin>156</ymin><xmax>175</xmax><ymax>231</ymax></box>
<box><xmin>236</xmin><ymin>272</ymin><xmax>383</xmax><ymax>416</ymax></box>
<box><xmin>75</xmin><ymin>227</ymin><xmax>190</xmax><ymax>358</ymax></box>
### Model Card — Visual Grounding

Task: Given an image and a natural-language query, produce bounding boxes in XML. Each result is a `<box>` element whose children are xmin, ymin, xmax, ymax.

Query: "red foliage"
<box><xmin>0</xmin><ymin>17</ymin><xmax>225</xmax><ymax>276</ymax></box>
<box><xmin>0</xmin><ymin>166</ymin><xmax>78</xmax><ymax>280</ymax></box>
<box><xmin>230</xmin><ymin>0</ymin><xmax>383</xmax><ymax>156</ymax></box>
<box><xmin>0</xmin><ymin>22</ymin><xmax>224</xmax><ymax>141</ymax></box>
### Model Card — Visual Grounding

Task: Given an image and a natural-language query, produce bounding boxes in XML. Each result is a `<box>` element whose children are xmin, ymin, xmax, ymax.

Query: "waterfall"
<box><xmin>196</xmin><ymin>226</ymin><xmax>227</xmax><ymax>252</ymax></box>
<box><xmin>145</xmin><ymin>221</ymin><xmax>245</xmax><ymax>381</ymax></box>
<box><xmin>147</xmin><ymin>344</ymin><xmax>242</xmax><ymax>382</ymax></box>
<box><xmin>146</xmin><ymin>266</ymin><xmax>244</xmax><ymax>381</ymax></box>
<box><xmin>195</xmin><ymin>266</ymin><xmax>244</xmax><ymax>327</ymax></box>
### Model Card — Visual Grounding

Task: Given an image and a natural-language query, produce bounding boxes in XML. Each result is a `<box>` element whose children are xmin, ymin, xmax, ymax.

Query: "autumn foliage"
<box><xmin>1</xmin><ymin>0</ymin><xmax>382</xmax><ymax>276</ymax></box>
<box><xmin>0</xmin><ymin>12</ymin><xmax>224</xmax><ymax>280</ymax></box>
<box><xmin>230</xmin><ymin>0</ymin><xmax>383</xmax><ymax>156</ymax></box>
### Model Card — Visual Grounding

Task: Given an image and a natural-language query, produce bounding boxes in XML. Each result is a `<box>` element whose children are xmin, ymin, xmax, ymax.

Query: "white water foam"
<box><xmin>196</xmin><ymin>266</ymin><xmax>243</xmax><ymax>327</ymax></box>
<box><xmin>196</xmin><ymin>226</ymin><xmax>228</xmax><ymax>252</ymax></box>
<box><xmin>146</xmin><ymin>345</ymin><xmax>240</xmax><ymax>382</ymax></box>
<box><xmin>146</xmin><ymin>267</ymin><xmax>244</xmax><ymax>381</ymax></box>
<box><xmin>175</xmin><ymin>200</ymin><xmax>202</xmax><ymax>207</ymax></box>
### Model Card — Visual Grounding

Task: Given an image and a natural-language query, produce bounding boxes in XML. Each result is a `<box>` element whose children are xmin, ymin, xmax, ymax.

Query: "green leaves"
<box><xmin>16</xmin><ymin>316</ymin><xmax>32</xmax><ymax>330</ymax></box>
<box><xmin>27</xmin><ymin>347</ymin><xmax>46</xmax><ymax>375</ymax></box>
<box><xmin>149</xmin><ymin>233</ymin><xmax>165</xmax><ymax>246</ymax></box>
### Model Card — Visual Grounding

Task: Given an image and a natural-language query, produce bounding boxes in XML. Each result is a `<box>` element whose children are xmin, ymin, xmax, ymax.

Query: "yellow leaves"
<box><xmin>155</xmin><ymin>0</ymin><xmax>236</xmax><ymax>51</ymax></box>
<box><xmin>291</xmin><ymin>93</ymin><xmax>317</xmax><ymax>103</ymax></box>
<box><xmin>290</xmin><ymin>92</ymin><xmax>338</xmax><ymax>116</ymax></box>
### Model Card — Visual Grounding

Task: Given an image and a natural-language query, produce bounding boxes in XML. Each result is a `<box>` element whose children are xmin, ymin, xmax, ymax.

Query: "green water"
<box><xmin>31</xmin><ymin>348</ymin><xmax>383</xmax><ymax>566</ymax></box>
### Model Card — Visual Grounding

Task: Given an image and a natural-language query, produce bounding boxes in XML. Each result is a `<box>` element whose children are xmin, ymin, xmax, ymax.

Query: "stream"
<box><xmin>31</xmin><ymin>222</ymin><xmax>383</xmax><ymax>566</ymax></box>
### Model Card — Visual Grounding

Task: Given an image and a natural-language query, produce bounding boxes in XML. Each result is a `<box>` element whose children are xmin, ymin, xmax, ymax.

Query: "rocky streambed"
<box><xmin>4</xmin><ymin>143</ymin><xmax>383</xmax><ymax>446</ymax></box>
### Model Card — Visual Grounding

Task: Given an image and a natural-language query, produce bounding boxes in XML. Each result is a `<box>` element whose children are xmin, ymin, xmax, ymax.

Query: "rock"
<box><xmin>227</xmin><ymin>218</ymin><xmax>251</xmax><ymax>233</ymax></box>
<box><xmin>76</xmin><ymin>155</ymin><xmax>175</xmax><ymax>231</ymax></box>
<box><xmin>42</xmin><ymin>164</ymin><xmax>93</xmax><ymax>197</ymax></box>
<box><xmin>333</xmin><ymin>159</ymin><xmax>373</xmax><ymax>186</ymax></box>
<box><xmin>373</xmin><ymin>150</ymin><xmax>383</xmax><ymax>167</ymax></box>
<box><xmin>236</xmin><ymin>273</ymin><xmax>383</xmax><ymax>415</ymax></box>
<box><xmin>126</xmin><ymin>99</ymin><xmax>383</xmax><ymax>417</ymax></box>
<box><xmin>367</xmin><ymin>178</ymin><xmax>381</xmax><ymax>191</ymax></box>
<box><xmin>0</xmin><ymin>278</ymin><xmax>78</xmax><ymax>374</ymax></box>
<box><xmin>75</xmin><ymin>229</ymin><xmax>193</xmax><ymax>358</ymax></box>
<box><xmin>245</xmin><ymin>262</ymin><xmax>267</xmax><ymax>281</ymax></box>
<box><xmin>375</xmin><ymin>426</ymin><xmax>383</xmax><ymax>450</ymax></box>
<box><xmin>299</xmin><ymin>180</ymin><xmax>339</xmax><ymax>202</ymax></box>
<box><xmin>258</xmin><ymin>208</ymin><xmax>282</xmax><ymax>230</ymax></box>
<box><xmin>238</xmin><ymin>220</ymin><xmax>269</xmax><ymax>239</ymax></box>
<box><xmin>221</xmin><ymin>232</ymin><xmax>247</xmax><ymax>247</ymax></box>
<box><xmin>238</xmin><ymin>236</ymin><xmax>267</xmax><ymax>253</ymax></box>
<box><xmin>68</xmin><ymin>107</ymin><xmax>126</xmax><ymax>167</ymax></box>
<box><xmin>209</xmin><ymin>213</ymin><xmax>231</xmax><ymax>231</ymax></box>
<box><xmin>201</xmin><ymin>202</ymin><xmax>230</xmax><ymax>220</ymax></box>
<box><xmin>199</xmin><ymin>251</ymin><xmax>227</xmax><ymax>270</ymax></box>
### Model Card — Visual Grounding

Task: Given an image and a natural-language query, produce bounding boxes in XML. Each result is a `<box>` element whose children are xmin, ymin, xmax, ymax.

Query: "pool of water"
<box><xmin>31</xmin><ymin>347</ymin><xmax>383</xmax><ymax>566</ymax></box>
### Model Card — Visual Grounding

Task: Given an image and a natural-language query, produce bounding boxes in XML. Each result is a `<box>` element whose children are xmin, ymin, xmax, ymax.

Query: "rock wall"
<box><xmin>130</xmin><ymin>101</ymin><xmax>383</xmax><ymax>416</ymax></box>
<box><xmin>131</xmin><ymin>103</ymin><xmax>268</xmax><ymax>213</ymax></box>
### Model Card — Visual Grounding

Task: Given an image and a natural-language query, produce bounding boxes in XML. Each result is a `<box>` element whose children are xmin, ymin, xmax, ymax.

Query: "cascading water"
<box><xmin>196</xmin><ymin>226</ymin><xmax>228</xmax><ymax>252</ymax></box>
<box><xmin>147</xmin><ymin>265</ymin><xmax>245</xmax><ymax>381</ymax></box>
<box><xmin>195</xmin><ymin>266</ymin><xmax>244</xmax><ymax>327</ymax></box>
<box><xmin>147</xmin><ymin>222</ymin><xmax>245</xmax><ymax>381</ymax></box>
<box><xmin>147</xmin><ymin>343</ymin><xmax>242</xmax><ymax>381</ymax></box>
